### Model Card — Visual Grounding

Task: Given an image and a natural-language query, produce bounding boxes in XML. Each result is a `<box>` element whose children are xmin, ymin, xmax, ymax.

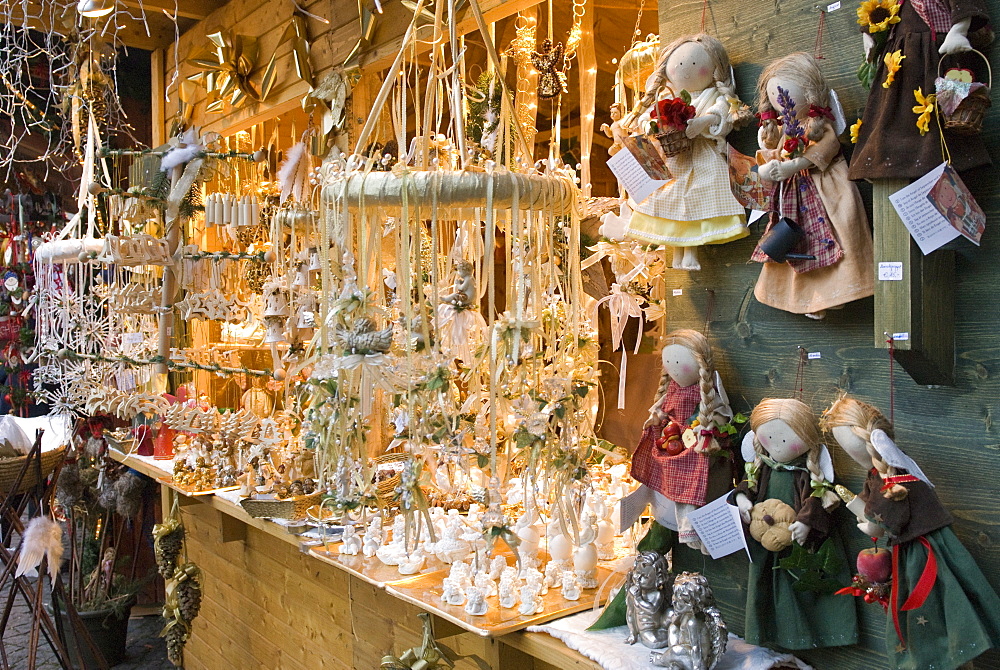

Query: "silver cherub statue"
<box><xmin>650</xmin><ymin>572</ymin><xmax>727</xmax><ymax>670</ymax></box>
<box><xmin>625</xmin><ymin>551</ymin><xmax>673</xmax><ymax>648</ymax></box>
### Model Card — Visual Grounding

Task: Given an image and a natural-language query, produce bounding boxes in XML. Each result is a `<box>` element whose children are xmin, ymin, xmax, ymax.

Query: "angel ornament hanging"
<box><xmin>531</xmin><ymin>39</ymin><xmax>568</xmax><ymax>99</ymax></box>
<box><xmin>437</xmin><ymin>259</ymin><xmax>486</xmax><ymax>365</ymax></box>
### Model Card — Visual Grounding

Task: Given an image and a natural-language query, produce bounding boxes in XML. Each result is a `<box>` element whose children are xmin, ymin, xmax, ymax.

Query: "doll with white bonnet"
<box><xmin>630</xmin><ymin>329</ymin><xmax>733</xmax><ymax>553</ymax></box>
<box><xmin>733</xmin><ymin>398</ymin><xmax>858</xmax><ymax>650</ymax></box>
<box><xmin>624</xmin><ymin>35</ymin><xmax>749</xmax><ymax>270</ymax></box>
<box><xmin>751</xmin><ymin>53</ymin><xmax>874</xmax><ymax>319</ymax></box>
<box><xmin>823</xmin><ymin>396</ymin><xmax>1000</xmax><ymax>670</ymax></box>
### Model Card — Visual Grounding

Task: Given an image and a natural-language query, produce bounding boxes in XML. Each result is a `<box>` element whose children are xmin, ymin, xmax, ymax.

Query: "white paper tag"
<box><xmin>807</xmin><ymin>351</ymin><xmax>821</xmax><ymax>360</ymax></box>
<box><xmin>687</xmin><ymin>492</ymin><xmax>752</xmax><ymax>561</ymax></box>
<box><xmin>891</xmin><ymin>332</ymin><xmax>910</xmax><ymax>341</ymax></box>
<box><xmin>747</xmin><ymin>209</ymin><xmax>768</xmax><ymax>225</ymax></box>
<box><xmin>606</xmin><ymin>145</ymin><xmax>668</xmax><ymax>203</ymax></box>
<box><xmin>878</xmin><ymin>261</ymin><xmax>904</xmax><ymax>281</ymax></box>
<box><xmin>888</xmin><ymin>162</ymin><xmax>961</xmax><ymax>254</ymax></box>
<box><xmin>122</xmin><ymin>332</ymin><xmax>144</xmax><ymax>345</ymax></box>
<box><xmin>827</xmin><ymin>1</ymin><xmax>841</xmax><ymax>10</ymax></box>
<box><xmin>672</xmin><ymin>289</ymin><xmax>683</xmax><ymax>296</ymax></box>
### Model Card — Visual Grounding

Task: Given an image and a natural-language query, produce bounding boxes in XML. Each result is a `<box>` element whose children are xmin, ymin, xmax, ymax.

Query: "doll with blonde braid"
<box><xmin>732</xmin><ymin>398</ymin><xmax>858</xmax><ymax>650</ymax></box>
<box><xmin>630</xmin><ymin>329</ymin><xmax>734</xmax><ymax>552</ymax></box>
<box><xmin>623</xmin><ymin>34</ymin><xmax>749</xmax><ymax>270</ymax></box>
<box><xmin>823</xmin><ymin>396</ymin><xmax>1000</xmax><ymax>670</ymax></box>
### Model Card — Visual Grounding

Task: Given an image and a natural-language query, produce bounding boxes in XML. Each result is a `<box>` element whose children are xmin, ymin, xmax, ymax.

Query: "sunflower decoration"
<box><xmin>850</xmin><ymin>119</ymin><xmax>863</xmax><ymax>144</ymax></box>
<box><xmin>856</xmin><ymin>0</ymin><xmax>903</xmax><ymax>89</ymax></box>
<box><xmin>882</xmin><ymin>50</ymin><xmax>905</xmax><ymax>88</ymax></box>
<box><xmin>857</xmin><ymin>0</ymin><xmax>902</xmax><ymax>33</ymax></box>
<box><xmin>912</xmin><ymin>87</ymin><xmax>936</xmax><ymax>136</ymax></box>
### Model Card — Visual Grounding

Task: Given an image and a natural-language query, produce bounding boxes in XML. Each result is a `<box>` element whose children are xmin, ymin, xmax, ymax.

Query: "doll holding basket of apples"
<box><xmin>823</xmin><ymin>396</ymin><xmax>1000</xmax><ymax>670</ymax></box>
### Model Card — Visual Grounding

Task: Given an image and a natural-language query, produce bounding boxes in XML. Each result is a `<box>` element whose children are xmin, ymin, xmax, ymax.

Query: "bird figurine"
<box><xmin>335</xmin><ymin>318</ymin><xmax>393</xmax><ymax>355</ymax></box>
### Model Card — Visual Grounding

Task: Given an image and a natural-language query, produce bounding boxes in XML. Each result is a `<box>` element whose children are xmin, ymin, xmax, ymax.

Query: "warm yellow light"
<box><xmin>77</xmin><ymin>0</ymin><xmax>114</xmax><ymax>17</ymax></box>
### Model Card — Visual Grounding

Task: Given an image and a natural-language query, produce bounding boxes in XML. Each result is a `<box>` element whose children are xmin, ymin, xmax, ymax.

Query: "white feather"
<box><xmin>818</xmin><ymin>444</ymin><xmax>835</xmax><ymax>483</ymax></box>
<box><xmin>278</xmin><ymin>142</ymin><xmax>309</xmax><ymax>204</ymax></box>
<box><xmin>871</xmin><ymin>429</ymin><xmax>934</xmax><ymax>488</ymax></box>
<box><xmin>828</xmin><ymin>89</ymin><xmax>847</xmax><ymax>136</ymax></box>
<box><xmin>16</xmin><ymin>516</ymin><xmax>63</xmax><ymax>583</ymax></box>
<box><xmin>713</xmin><ymin>371</ymin><xmax>734</xmax><ymax>420</ymax></box>
<box><xmin>160</xmin><ymin>130</ymin><xmax>203</xmax><ymax>172</ymax></box>
<box><xmin>741</xmin><ymin>430</ymin><xmax>756</xmax><ymax>463</ymax></box>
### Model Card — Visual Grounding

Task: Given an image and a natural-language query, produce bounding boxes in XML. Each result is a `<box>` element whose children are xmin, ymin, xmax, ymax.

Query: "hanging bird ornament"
<box><xmin>531</xmin><ymin>39</ymin><xmax>568</xmax><ymax>99</ymax></box>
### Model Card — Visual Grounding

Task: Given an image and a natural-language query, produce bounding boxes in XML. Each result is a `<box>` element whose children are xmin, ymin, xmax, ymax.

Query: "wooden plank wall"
<box><xmin>177</xmin><ymin>496</ymin><xmax>575</xmax><ymax>669</ymax></box>
<box><xmin>598</xmin><ymin>1</ymin><xmax>1000</xmax><ymax>668</ymax></box>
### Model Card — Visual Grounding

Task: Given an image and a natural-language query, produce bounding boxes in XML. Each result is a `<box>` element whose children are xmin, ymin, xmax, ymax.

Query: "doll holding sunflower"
<box><xmin>849</xmin><ymin>0</ymin><xmax>993</xmax><ymax>180</ymax></box>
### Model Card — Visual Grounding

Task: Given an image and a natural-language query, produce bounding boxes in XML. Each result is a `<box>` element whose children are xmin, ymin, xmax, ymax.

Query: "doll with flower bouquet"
<box><xmin>752</xmin><ymin>53</ymin><xmax>874</xmax><ymax>319</ymax></box>
<box><xmin>623</xmin><ymin>34</ymin><xmax>749</xmax><ymax>271</ymax></box>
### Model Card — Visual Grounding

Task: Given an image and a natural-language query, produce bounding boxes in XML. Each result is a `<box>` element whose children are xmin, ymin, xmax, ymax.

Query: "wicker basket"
<box><xmin>373</xmin><ymin>453</ymin><xmax>411</xmax><ymax>509</ymax></box>
<box><xmin>0</xmin><ymin>446</ymin><xmax>66</xmax><ymax>495</ymax></box>
<box><xmin>239</xmin><ymin>491</ymin><xmax>323</xmax><ymax>520</ymax></box>
<box><xmin>940</xmin><ymin>49</ymin><xmax>992</xmax><ymax>136</ymax></box>
<box><xmin>656</xmin><ymin>128</ymin><xmax>692</xmax><ymax>157</ymax></box>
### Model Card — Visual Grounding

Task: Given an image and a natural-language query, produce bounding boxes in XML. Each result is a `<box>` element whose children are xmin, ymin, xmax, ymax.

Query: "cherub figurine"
<box><xmin>441</xmin><ymin>577</ymin><xmax>465</xmax><ymax>606</ymax></box>
<box><xmin>625</xmin><ymin>551</ymin><xmax>673</xmax><ymax>648</ymax></box>
<box><xmin>340</xmin><ymin>525</ymin><xmax>362</xmax><ymax>556</ymax></box>
<box><xmin>499</xmin><ymin>567</ymin><xmax>521</xmax><ymax>608</ymax></box>
<box><xmin>601</xmin><ymin>102</ymin><xmax>628</xmax><ymax>156</ymax></box>
<box><xmin>519</xmin><ymin>571</ymin><xmax>544</xmax><ymax>616</ymax></box>
<box><xmin>464</xmin><ymin>585</ymin><xmax>489</xmax><ymax>616</ymax></box>
<box><xmin>362</xmin><ymin>516</ymin><xmax>382</xmax><ymax>558</ymax></box>
<box><xmin>442</xmin><ymin>260</ymin><xmax>476</xmax><ymax>308</ymax></box>
<box><xmin>561</xmin><ymin>570</ymin><xmax>582</xmax><ymax>601</ymax></box>
<box><xmin>650</xmin><ymin>572</ymin><xmax>728</xmax><ymax>670</ymax></box>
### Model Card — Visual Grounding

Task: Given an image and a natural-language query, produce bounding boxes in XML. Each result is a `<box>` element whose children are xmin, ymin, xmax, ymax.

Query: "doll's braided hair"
<box><xmin>645</xmin><ymin>330</ymin><xmax>729</xmax><ymax>451</ymax></box>
<box><xmin>640</xmin><ymin>34</ymin><xmax>738</xmax><ymax>111</ymax></box>
<box><xmin>748</xmin><ymin>398</ymin><xmax>840</xmax><ymax>509</ymax></box>
<box><xmin>755</xmin><ymin>52</ymin><xmax>832</xmax><ymax>150</ymax></box>
<box><xmin>821</xmin><ymin>395</ymin><xmax>907</xmax><ymax>501</ymax></box>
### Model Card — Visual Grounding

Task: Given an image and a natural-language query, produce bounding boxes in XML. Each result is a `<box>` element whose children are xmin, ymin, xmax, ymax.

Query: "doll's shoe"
<box><xmin>805</xmin><ymin>311</ymin><xmax>826</xmax><ymax>320</ymax></box>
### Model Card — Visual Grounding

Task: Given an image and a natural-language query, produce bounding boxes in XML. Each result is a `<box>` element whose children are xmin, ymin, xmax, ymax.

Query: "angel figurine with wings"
<box><xmin>733</xmin><ymin>398</ymin><xmax>859</xmax><ymax>651</ymax></box>
<box><xmin>823</xmin><ymin>396</ymin><xmax>1000</xmax><ymax>670</ymax></box>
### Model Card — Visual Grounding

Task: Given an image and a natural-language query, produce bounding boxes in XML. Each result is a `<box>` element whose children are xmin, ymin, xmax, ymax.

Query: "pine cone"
<box><xmin>175</xmin><ymin>567</ymin><xmax>203</xmax><ymax>623</ymax></box>
<box><xmin>164</xmin><ymin>624</ymin><xmax>186</xmax><ymax>667</ymax></box>
<box><xmin>154</xmin><ymin>526</ymin><xmax>185</xmax><ymax>579</ymax></box>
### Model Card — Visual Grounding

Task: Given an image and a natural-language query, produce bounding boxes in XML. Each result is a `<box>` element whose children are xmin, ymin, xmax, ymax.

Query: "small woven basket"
<box><xmin>940</xmin><ymin>49</ymin><xmax>992</xmax><ymax>136</ymax></box>
<box><xmin>656</xmin><ymin>128</ymin><xmax>692</xmax><ymax>157</ymax></box>
<box><xmin>0</xmin><ymin>446</ymin><xmax>66</xmax><ymax>495</ymax></box>
<box><xmin>240</xmin><ymin>491</ymin><xmax>323</xmax><ymax>520</ymax></box>
<box><xmin>373</xmin><ymin>452</ymin><xmax>411</xmax><ymax>509</ymax></box>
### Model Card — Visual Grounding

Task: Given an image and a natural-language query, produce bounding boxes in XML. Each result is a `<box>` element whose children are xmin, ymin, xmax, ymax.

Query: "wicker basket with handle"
<box><xmin>0</xmin><ymin>445</ymin><xmax>67</xmax><ymax>495</ymax></box>
<box><xmin>939</xmin><ymin>49</ymin><xmax>992</xmax><ymax>136</ymax></box>
<box><xmin>240</xmin><ymin>491</ymin><xmax>323</xmax><ymax>520</ymax></box>
<box><xmin>656</xmin><ymin>128</ymin><xmax>693</xmax><ymax>157</ymax></box>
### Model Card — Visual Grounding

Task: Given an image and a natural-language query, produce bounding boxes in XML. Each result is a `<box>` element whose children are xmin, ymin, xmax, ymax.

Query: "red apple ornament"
<box><xmin>657</xmin><ymin>421</ymin><xmax>686</xmax><ymax>456</ymax></box>
<box><xmin>857</xmin><ymin>546</ymin><xmax>892</xmax><ymax>584</ymax></box>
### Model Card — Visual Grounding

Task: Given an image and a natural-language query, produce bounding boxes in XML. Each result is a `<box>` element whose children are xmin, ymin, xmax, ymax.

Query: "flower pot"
<box><xmin>50</xmin><ymin>598</ymin><xmax>134</xmax><ymax>669</ymax></box>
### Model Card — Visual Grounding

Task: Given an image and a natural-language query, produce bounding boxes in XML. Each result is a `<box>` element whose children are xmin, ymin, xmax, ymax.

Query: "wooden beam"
<box><xmin>872</xmin><ymin>179</ymin><xmax>955</xmax><ymax>385</ymax></box>
<box><xmin>151</xmin><ymin>48</ymin><xmax>166</xmax><ymax>145</ymax></box>
<box><xmin>121</xmin><ymin>0</ymin><xmax>225</xmax><ymax>21</ymax></box>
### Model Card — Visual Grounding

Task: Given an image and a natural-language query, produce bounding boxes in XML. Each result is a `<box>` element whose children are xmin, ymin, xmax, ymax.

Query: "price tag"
<box><xmin>122</xmin><ymin>332</ymin><xmax>144</xmax><ymax>345</ymax></box>
<box><xmin>807</xmin><ymin>352</ymin><xmax>821</xmax><ymax>360</ymax></box>
<box><xmin>827</xmin><ymin>1</ymin><xmax>841</xmax><ymax>11</ymax></box>
<box><xmin>878</xmin><ymin>261</ymin><xmax>903</xmax><ymax>281</ymax></box>
<box><xmin>891</xmin><ymin>332</ymin><xmax>910</xmax><ymax>341</ymax></box>
<box><xmin>672</xmin><ymin>289</ymin><xmax>683</xmax><ymax>296</ymax></box>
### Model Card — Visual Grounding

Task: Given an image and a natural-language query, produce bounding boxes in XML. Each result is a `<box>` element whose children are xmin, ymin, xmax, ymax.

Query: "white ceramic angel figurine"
<box><xmin>545</xmin><ymin>532</ymin><xmax>573</xmax><ymax>588</ymax></box>
<box><xmin>489</xmin><ymin>555</ymin><xmax>507</xmax><ymax>581</ymax></box>
<box><xmin>624</xmin><ymin>34</ymin><xmax>749</xmax><ymax>270</ymax></box>
<box><xmin>464</xmin><ymin>585</ymin><xmax>489</xmax><ymax>616</ymax></box>
<box><xmin>498</xmin><ymin>568</ymin><xmax>521</xmax><ymax>609</ymax></box>
<box><xmin>505</xmin><ymin>477</ymin><xmax>524</xmax><ymax>506</ymax></box>
<box><xmin>398</xmin><ymin>548</ymin><xmax>426</xmax><ymax>575</ymax></box>
<box><xmin>515</xmin><ymin>507</ymin><xmax>541</xmax><ymax>571</ymax></box>
<box><xmin>573</xmin><ymin>514</ymin><xmax>600</xmax><ymax>589</ymax></box>
<box><xmin>561</xmin><ymin>570</ymin><xmax>582</xmax><ymax>601</ymax></box>
<box><xmin>362</xmin><ymin>516</ymin><xmax>383</xmax><ymax>558</ymax></box>
<box><xmin>519</xmin><ymin>574</ymin><xmax>544</xmax><ymax>616</ymax></box>
<box><xmin>340</xmin><ymin>525</ymin><xmax>362</xmax><ymax>556</ymax></box>
<box><xmin>524</xmin><ymin>567</ymin><xmax>547</xmax><ymax>595</ymax></box>
<box><xmin>474</xmin><ymin>571</ymin><xmax>497</xmax><ymax>598</ymax></box>
<box><xmin>600</xmin><ymin>102</ymin><xmax>628</xmax><ymax>156</ymax></box>
<box><xmin>375</xmin><ymin>515</ymin><xmax>407</xmax><ymax>566</ymax></box>
<box><xmin>441</xmin><ymin>577</ymin><xmax>466</xmax><ymax>606</ymax></box>
<box><xmin>450</xmin><ymin>560</ymin><xmax>473</xmax><ymax>589</ymax></box>
<box><xmin>434</xmin><ymin>514</ymin><xmax>472</xmax><ymax>564</ymax></box>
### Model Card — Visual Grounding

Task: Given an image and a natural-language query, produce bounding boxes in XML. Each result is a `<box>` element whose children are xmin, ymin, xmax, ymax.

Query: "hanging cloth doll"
<box><xmin>823</xmin><ymin>396</ymin><xmax>1000</xmax><ymax>670</ymax></box>
<box><xmin>849</xmin><ymin>0</ymin><xmax>992</xmax><ymax>180</ymax></box>
<box><xmin>624</xmin><ymin>34</ymin><xmax>749</xmax><ymax>271</ymax></box>
<box><xmin>630</xmin><ymin>329</ymin><xmax>734</xmax><ymax>553</ymax></box>
<box><xmin>733</xmin><ymin>398</ymin><xmax>859</xmax><ymax>650</ymax></box>
<box><xmin>752</xmin><ymin>53</ymin><xmax>874</xmax><ymax>319</ymax></box>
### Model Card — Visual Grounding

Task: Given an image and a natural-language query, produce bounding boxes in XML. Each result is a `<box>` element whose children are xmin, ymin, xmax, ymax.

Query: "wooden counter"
<box><xmin>110</xmin><ymin>448</ymin><xmax>601</xmax><ymax>669</ymax></box>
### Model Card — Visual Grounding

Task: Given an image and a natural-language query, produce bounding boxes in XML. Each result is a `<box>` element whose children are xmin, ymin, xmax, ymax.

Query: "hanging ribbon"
<box><xmin>890</xmin><ymin>536</ymin><xmax>938</xmax><ymax>647</ymax></box>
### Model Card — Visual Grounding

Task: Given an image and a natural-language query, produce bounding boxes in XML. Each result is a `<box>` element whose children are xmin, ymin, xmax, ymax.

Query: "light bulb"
<box><xmin>77</xmin><ymin>0</ymin><xmax>114</xmax><ymax>17</ymax></box>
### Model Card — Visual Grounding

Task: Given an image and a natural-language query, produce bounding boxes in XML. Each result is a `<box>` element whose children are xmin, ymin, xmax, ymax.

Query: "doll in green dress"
<box><xmin>733</xmin><ymin>398</ymin><xmax>859</xmax><ymax>650</ymax></box>
<box><xmin>824</xmin><ymin>396</ymin><xmax>1000</xmax><ymax>670</ymax></box>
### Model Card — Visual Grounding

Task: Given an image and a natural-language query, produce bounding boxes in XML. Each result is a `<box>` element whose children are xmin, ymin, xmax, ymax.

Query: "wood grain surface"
<box><xmin>594</xmin><ymin>2</ymin><xmax>1000</xmax><ymax>668</ymax></box>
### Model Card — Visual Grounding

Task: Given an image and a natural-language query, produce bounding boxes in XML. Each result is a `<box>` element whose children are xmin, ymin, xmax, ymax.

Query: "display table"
<box><xmin>110</xmin><ymin>448</ymin><xmax>603</xmax><ymax>669</ymax></box>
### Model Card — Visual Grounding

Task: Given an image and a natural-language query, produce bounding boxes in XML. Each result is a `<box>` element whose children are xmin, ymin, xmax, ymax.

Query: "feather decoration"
<box><xmin>160</xmin><ymin>129</ymin><xmax>203</xmax><ymax>173</ymax></box>
<box><xmin>16</xmin><ymin>516</ymin><xmax>63</xmax><ymax>583</ymax></box>
<box><xmin>277</xmin><ymin>141</ymin><xmax>310</xmax><ymax>204</ymax></box>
